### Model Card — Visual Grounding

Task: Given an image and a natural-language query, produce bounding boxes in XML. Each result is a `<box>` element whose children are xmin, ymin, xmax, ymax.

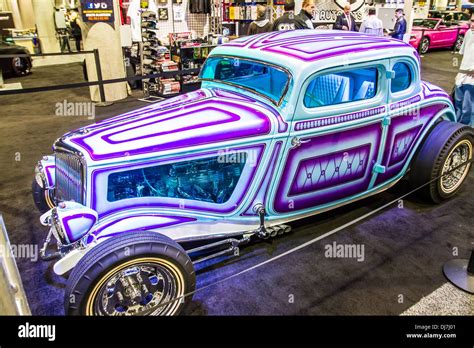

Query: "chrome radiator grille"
<box><xmin>55</xmin><ymin>151</ymin><xmax>84</xmax><ymax>204</ymax></box>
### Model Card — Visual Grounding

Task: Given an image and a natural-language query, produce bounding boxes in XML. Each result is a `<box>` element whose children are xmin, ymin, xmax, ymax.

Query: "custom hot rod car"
<box><xmin>409</xmin><ymin>18</ymin><xmax>469</xmax><ymax>54</ymax></box>
<box><xmin>33</xmin><ymin>30</ymin><xmax>473</xmax><ymax>316</ymax></box>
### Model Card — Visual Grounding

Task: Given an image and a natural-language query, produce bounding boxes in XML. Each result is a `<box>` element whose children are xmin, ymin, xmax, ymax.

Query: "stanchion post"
<box><xmin>93</xmin><ymin>48</ymin><xmax>106</xmax><ymax>104</ymax></box>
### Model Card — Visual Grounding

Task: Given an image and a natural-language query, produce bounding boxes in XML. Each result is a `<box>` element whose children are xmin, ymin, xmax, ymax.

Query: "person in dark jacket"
<box><xmin>389</xmin><ymin>9</ymin><xmax>407</xmax><ymax>40</ymax></box>
<box><xmin>69</xmin><ymin>13</ymin><xmax>82</xmax><ymax>52</ymax></box>
<box><xmin>248</xmin><ymin>5</ymin><xmax>272</xmax><ymax>35</ymax></box>
<box><xmin>298</xmin><ymin>0</ymin><xmax>316</xmax><ymax>29</ymax></box>
<box><xmin>334</xmin><ymin>3</ymin><xmax>359</xmax><ymax>31</ymax></box>
<box><xmin>272</xmin><ymin>1</ymin><xmax>307</xmax><ymax>31</ymax></box>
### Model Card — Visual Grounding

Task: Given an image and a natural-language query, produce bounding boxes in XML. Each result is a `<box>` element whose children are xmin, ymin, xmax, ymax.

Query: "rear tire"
<box><xmin>65</xmin><ymin>231</ymin><xmax>195</xmax><ymax>316</ymax></box>
<box><xmin>453</xmin><ymin>35</ymin><xmax>464</xmax><ymax>52</ymax></box>
<box><xmin>409</xmin><ymin>121</ymin><xmax>473</xmax><ymax>203</ymax></box>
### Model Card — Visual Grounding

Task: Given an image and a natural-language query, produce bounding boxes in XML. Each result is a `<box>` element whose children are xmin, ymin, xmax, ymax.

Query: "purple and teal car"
<box><xmin>33</xmin><ymin>30</ymin><xmax>473</xmax><ymax>316</ymax></box>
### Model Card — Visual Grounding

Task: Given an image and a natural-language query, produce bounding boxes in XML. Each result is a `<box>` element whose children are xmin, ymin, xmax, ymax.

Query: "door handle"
<box><xmin>291</xmin><ymin>137</ymin><xmax>311</xmax><ymax>148</ymax></box>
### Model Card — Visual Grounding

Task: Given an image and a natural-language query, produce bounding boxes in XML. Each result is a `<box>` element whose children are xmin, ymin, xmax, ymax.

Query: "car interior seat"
<box><xmin>304</xmin><ymin>74</ymin><xmax>351</xmax><ymax>107</ymax></box>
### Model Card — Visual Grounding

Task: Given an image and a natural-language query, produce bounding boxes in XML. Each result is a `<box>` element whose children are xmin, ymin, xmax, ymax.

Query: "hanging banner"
<box><xmin>81</xmin><ymin>0</ymin><xmax>115</xmax><ymax>23</ymax></box>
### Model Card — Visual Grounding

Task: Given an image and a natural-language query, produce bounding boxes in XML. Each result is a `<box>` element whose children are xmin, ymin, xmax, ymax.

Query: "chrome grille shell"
<box><xmin>53</xmin><ymin>139</ymin><xmax>86</xmax><ymax>205</ymax></box>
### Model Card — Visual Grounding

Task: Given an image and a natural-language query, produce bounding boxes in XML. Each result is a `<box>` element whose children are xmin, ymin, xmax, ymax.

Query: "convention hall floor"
<box><xmin>0</xmin><ymin>50</ymin><xmax>472</xmax><ymax>315</ymax></box>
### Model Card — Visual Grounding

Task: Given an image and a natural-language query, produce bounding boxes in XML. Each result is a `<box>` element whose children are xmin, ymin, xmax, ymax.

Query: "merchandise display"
<box><xmin>31</xmin><ymin>31</ymin><xmax>473</xmax><ymax>317</ymax></box>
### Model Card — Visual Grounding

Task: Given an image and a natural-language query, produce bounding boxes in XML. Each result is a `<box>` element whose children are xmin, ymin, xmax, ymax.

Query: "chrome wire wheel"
<box><xmin>87</xmin><ymin>257</ymin><xmax>185</xmax><ymax>316</ymax></box>
<box><xmin>440</xmin><ymin>140</ymin><xmax>472</xmax><ymax>194</ymax></box>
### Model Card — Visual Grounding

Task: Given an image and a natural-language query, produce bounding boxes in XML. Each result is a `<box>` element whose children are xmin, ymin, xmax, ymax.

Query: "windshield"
<box><xmin>200</xmin><ymin>56</ymin><xmax>290</xmax><ymax>104</ymax></box>
<box><xmin>413</xmin><ymin>19</ymin><xmax>439</xmax><ymax>29</ymax></box>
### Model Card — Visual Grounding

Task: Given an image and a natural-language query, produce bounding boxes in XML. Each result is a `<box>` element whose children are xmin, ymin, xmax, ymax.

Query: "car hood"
<box><xmin>0</xmin><ymin>41</ymin><xmax>29</xmax><ymax>54</ymax></box>
<box><xmin>62</xmin><ymin>88</ymin><xmax>282</xmax><ymax>164</ymax></box>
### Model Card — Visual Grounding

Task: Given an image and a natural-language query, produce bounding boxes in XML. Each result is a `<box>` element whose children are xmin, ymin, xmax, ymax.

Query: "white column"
<box><xmin>10</xmin><ymin>0</ymin><xmax>23</xmax><ymax>28</ymax></box>
<box><xmin>32</xmin><ymin>0</ymin><xmax>60</xmax><ymax>53</ymax></box>
<box><xmin>18</xmin><ymin>0</ymin><xmax>35</xmax><ymax>29</ymax></box>
<box><xmin>80</xmin><ymin>0</ymin><xmax>127</xmax><ymax>102</ymax></box>
<box><xmin>404</xmin><ymin>0</ymin><xmax>415</xmax><ymax>35</ymax></box>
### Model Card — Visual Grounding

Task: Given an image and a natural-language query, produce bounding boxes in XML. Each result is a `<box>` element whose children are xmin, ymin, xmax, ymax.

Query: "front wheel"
<box><xmin>419</xmin><ymin>37</ymin><xmax>430</xmax><ymax>54</ymax></box>
<box><xmin>409</xmin><ymin>121</ymin><xmax>473</xmax><ymax>203</ymax></box>
<box><xmin>32</xmin><ymin>178</ymin><xmax>55</xmax><ymax>213</ymax></box>
<box><xmin>11</xmin><ymin>57</ymin><xmax>31</xmax><ymax>76</ymax></box>
<box><xmin>64</xmin><ymin>231</ymin><xmax>195</xmax><ymax>316</ymax></box>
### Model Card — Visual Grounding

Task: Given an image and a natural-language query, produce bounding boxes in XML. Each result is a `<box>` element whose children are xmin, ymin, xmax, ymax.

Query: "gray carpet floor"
<box><xmin>0</xmin><ymin>51</ymin><xmax>472</xmax><ymax>315</ymax></box>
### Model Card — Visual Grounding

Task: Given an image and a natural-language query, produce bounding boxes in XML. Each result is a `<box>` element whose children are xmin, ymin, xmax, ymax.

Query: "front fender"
<box><xmin>35</xmin><ymin>155</ymin><xmax>55</xmax><ymax>189</ymax></box>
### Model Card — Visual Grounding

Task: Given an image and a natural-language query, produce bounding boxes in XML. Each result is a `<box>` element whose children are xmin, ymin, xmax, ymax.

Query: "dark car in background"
<box><xmin>0</xmin><ymin>40</ymin><xmax>32</xmax><ymax>77</ymax></box>
<box><xmin>428</xmin><ymin>10</ymin><xmax>471</xmax><ymax>25</ymax></box>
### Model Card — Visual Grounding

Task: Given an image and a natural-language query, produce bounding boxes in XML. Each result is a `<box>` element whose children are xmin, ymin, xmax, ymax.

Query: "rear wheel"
<box><xmin>419</xmin><ymin>37</ymin><xmax>430</xmax><ymax>54</ymax></box>
<box><xmin>65</xmin><ymin>231</ymin><xmax>195</xmax><ymax>316</ymax></box>
<box><xmin>453</xmin><ymin>35</ymin><xmax>464</xmax><ymax>52</ymax></box>
<box><xmin>409</xmin><ymin>121</ymin><xmax>473</xmax><ymax>203</ymax></box>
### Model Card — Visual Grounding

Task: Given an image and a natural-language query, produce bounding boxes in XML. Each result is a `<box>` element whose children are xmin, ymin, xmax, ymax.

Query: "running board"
<box><xmin>186</xmin><ymin>224</ymin><xmax>292</xmax><ymax>264</ymax></box>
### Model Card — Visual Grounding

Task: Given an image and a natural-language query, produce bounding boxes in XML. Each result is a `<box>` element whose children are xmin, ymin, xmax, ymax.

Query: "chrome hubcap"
<box><xmin>95</xmin><ymin>262</ymin><xmax>181</xmax><ymax>316</ymax></box>
<box><xmin>440</xmin><ymin>140</ymin><xmax>472</xmax><ymax>194</ymax></box>
<box><xmin>421</xmin><ymin>40</ymin><xmax>429</xmax><ymax>52</ymax></box>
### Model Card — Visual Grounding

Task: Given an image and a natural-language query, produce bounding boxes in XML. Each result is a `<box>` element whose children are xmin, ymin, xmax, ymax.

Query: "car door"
<box><xmin>269</xmin><ymin>60</ymin><xmax>389</xmax><ymax>216</ymax></box>
<box><xmin>436</xmin><ymin>20</ymin><xmax>459</xmax><ymax>47</ymax></box>
<box><xmin>373</xmin><ymin>58</ymin><xmax>428</xmax><ymax>187</ymax></box>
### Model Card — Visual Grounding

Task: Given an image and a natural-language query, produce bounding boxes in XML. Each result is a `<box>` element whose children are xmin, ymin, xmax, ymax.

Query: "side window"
<box><xmin>391</xmin><ymin>62</ymin><xmax>412</xmax><ymax>93</ymax></box>
<box><xmin>107</xmin><ymin>153</ymin><xmax>246</xmax><ymax>203</ymax></box>
<box><xmin>304</xmin><ymin>67</ymin><xmax>378</xmax><ymax>108</ymax></box>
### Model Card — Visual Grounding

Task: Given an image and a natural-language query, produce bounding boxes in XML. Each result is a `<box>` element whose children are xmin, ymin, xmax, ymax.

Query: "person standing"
<box><xmin>454</xmin><ymin>16</ymin><xmax>474</xmax><ymax>126</ymax></box>
<box><xmin>70</xmin><ymin>13</ymin><xmax>82</xmax><ymax>52</ymax></box>
<box><xmin>298</xmin><ymin>0</ymin><xmax>316</xmax><ymax>29</ymax></box>
<box><xmin>334</xmin><ymin>4</ymin><xmax>358</xmax><ymax>31</ymax></box>
<box><xmin>272</xmin><ymin>1</ymin><xmax>307</xmax><ymax>31</ymax></box>
<box><xmin>359</xmin><ymin>7</ymin><xmax>383</xmax><ymax>36</ymax></box>
<box><xmin>389</xmin><ymin>9</ymin><xmax>407</xmax><ymax>40</ymax></box>
<box><xmin>248</xmin><ymin>5</ymin><xmax>272</xmax><ymax>35</ymax></box>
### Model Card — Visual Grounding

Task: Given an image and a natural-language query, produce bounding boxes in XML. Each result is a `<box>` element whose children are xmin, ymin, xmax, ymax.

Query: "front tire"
<box><xmin>419</xmin><ymin>37</ymin><xmax>430</xmax><ymax>54</ymax></box>
<box><xmin>65</xmin><ymin>231</ymin><xmax>195</xmax><ymax>316</ymax></box>
<box><xmin>32</xmin><ymin>178</ymin><xmax>55</xmax><ymax>213</ymax></box>
<box><xmin>11</xmin><ymin>57</ymin><xmax>31</xmax><ymax>76</ymax></box>
<box><xmin>409</xmin><ymin>121</ymin><xmax>473</xmax><ymax>203</ymax></box>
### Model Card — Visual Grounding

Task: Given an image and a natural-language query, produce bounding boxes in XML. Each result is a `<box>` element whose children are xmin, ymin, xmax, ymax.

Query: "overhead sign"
<box><xmin>81</xmin><ymin>0</ymin><xmax>115</xmax><ymax>23</ymax></box>
<box><xmin>312</xmin><ymin>0</ymin><xmax>368</xmax><ymax>28</ymax></box>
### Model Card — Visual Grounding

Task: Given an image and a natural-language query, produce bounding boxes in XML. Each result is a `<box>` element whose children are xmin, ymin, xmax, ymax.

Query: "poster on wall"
<box><xmin>173</xmin><ymin>5</ymin><xmax>185</xmax><ymax>21</ymax></box>
<box><xmin>158</xmin><ymin>8</ymin><xmax>169</xmax><ymax>20</ymax></box>
<box><xmin>81</xmin><ymin>0</ymin><xmax>115</xmax><ymax>23</ymax></box>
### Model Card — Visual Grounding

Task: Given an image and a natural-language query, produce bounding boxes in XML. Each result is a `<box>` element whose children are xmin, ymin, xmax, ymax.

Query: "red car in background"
<box><xmin>409</xmin><ymin>18</ymin><xmax>469</xmax><ymax>54</ymax></box>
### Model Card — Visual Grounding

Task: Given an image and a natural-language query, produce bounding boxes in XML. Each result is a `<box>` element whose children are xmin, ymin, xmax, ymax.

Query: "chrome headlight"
<box><xmin>51</xmin><ymin>201</ymin><xmax>98</xmax><ymax>245</ymax></box>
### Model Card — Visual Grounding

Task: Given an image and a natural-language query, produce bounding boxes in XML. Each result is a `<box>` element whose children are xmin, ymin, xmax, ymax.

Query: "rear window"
<box><xmin>391</xmin><ymin>62</ymin><xmax>412</xmax><ymax>93</ymax></box>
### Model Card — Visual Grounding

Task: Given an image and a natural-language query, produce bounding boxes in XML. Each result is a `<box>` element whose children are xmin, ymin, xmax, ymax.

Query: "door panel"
<box><xmin>273</xmin><ymin>122</ymin><xmax>383</xmax><ymax>213</ymax></box>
